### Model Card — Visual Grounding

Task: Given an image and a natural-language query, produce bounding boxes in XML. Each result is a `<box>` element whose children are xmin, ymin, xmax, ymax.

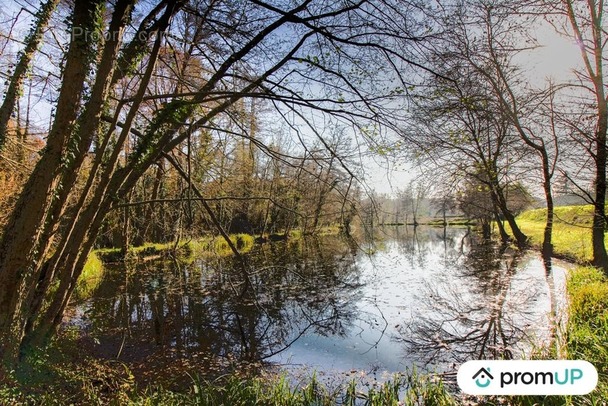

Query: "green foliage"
<box><xmin>562</xmin><ymin>267</ymin><xmax>608</xmax><ymax>404</ymax></box>
<box><xmin>401</xmin><ymin>370</ymin><xmax>457</xmax><ymax>406</ymax></box>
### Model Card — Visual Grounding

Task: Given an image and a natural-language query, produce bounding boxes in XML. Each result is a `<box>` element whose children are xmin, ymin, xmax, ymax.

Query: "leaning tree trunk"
<box><xmin>0</xmin><ymin>0</ymin><xmax>158</xmax><ymax>364</ymax></box>
<box><xmin>493</xmin><ymin>206</ymin><xmax>510</xmax><ymax>244</ymax></box>
<box><xmin>0</xmin><ymin>0</ymin><xmax>104</xmax><ymax>365</ymax></box>
<box><xmin>491</xmin><ymin>185</ymin><xmax>528</xmax><ymax>249</ymax></box>
<box><xmin>21</xmin><ymin>2</ymin><xmax>180</xmax><ymax>352</ymax></box>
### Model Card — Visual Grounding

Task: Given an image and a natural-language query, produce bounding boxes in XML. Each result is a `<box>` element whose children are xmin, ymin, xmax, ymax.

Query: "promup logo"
<box><xmin>472</xmin><ymin>367</ymin><xmax>494</xmax><ymax>388</ymax></box>
<box><xmin>458</xmin><ymin>360</ymin><xmax>598</xmax><ymax>395</ymax></box>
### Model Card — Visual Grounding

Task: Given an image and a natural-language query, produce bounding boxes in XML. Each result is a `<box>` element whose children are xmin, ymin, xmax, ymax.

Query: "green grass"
<box><xmin>563</xmin><ymin>266</ymin><xmax>608</xmax><ymax>405</ymax></box>
<box><xmin>137</xmin><ymin>371</ymin><xmax>456</xmax><ymax>405</ymax></box>
<box><xmin>94</xmin><ymin>227</ymin><xmax>345</xmax><ymax>264</ymax></box>
<box><xmin>183</xmin><ymin>233</ymin><xmax>256</xmax><ymax>259</ymax></box>
<box><xmin>518</xmin><ymin>206</ymin><xmax>594</xmax><ymax>226</ymax></box>
<box><xmin>138</xmin><ymin>373</ymin><xmax>455</xmax><ymax>406</ymax></box>
<box><xmin>96</xmin><ymin>234</ymin><xmax>257</xmax><ymax>263</ymax></box>
<box><xmin>73</xmin><ymin>251</ymin><xmax>105</xmax><ymax>301</ymax></box>
<box><xmin>505</xmin><ymin>205</ymin><xmax>600</xmax><ymax>262</ymax></box>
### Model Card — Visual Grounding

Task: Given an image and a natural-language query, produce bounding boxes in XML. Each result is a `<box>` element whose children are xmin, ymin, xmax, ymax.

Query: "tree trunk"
<box><xmin>592</xmin><ymin>100</ymin><xmax>608</xmax><ymax>271</ymax></box>
<box><xmin>563</xmin><ymin>0</ymin><xmax>608</xmax><ymax>272</ymax></box>
<box><xmin>0</xmin><ymin>0</ymin><xmax>157</xmax><ymax>363</ymax></box>
<box><xmin>541</xmin><ymin>154</ymin><xmax>554</xmax><ymax>266</ymax></box>
<box><xmin>0</xmin><ymin>0</ymin><xmax>102</xmax><ymax>365</ymax></box>
<box><xmin>493</xmin><ymin>208</ymin><xmax>510</xmax><ymax>244</ymax></box>
<box><xmin>491</xmin><ymin>186</ymin><xmax>528</xmax><ymax>248</ymax></box>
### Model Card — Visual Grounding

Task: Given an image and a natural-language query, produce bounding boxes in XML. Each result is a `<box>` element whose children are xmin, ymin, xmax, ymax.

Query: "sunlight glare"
<box><xmin>528</xmin><ymin>26</ymin><xmax>582</xmax><ymax>81</ymax></box>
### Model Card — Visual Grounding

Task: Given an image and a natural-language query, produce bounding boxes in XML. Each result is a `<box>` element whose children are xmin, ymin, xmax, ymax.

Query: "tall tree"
<box><xmin>407</xmin><ymin>0</ymin><xmax>562</xmax><ymax>252</ymax></box>
<box><xmin>468</xmin><ymin>2</ymin><xmax>560</xmax><ymax>262</ymax></box>
<box><xmin>406</xmin><ymin>56</ymin><xmax>529</xmax><ymax>247</ymax></box>
<box><xmin>551</xmin><ymin>0</ymin><xmax>608</xmax><ymax>271</ymax></box>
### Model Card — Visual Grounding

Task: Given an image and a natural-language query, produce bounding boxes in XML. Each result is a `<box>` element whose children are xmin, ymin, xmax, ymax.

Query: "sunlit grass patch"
<box><xmin>502</xmin><ymin>205</ymin><xmax>600</xmax><ymax>262</ymax></box>
<box><xmin>515</xmin><ymin>219</ymin><xmax>593</xmax><ymax>262</ymax></box>
<box><xmin>74</xmin><ymin>251</ymin><xmax>104</xmax><ymax>301</ymax></box>
<box><xmin>94</xmin><ymin>242</ymin><xmax>176</xmax><ymax>262</ymax></box>
<box><xmin>518</xmin><ymin>205</ymin><xmax>594</xmax><ymax>227</ymax></box>
<box><xmin>185</xmin><ymin>233</ymin><xmax>256</xmax><ymax>258</ymax></box>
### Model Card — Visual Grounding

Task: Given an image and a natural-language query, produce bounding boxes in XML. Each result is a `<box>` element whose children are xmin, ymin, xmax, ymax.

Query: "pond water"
<box><xmin>72</xmin><ymin>226</ymin><xmax>567</xmax><ymax>385</ymax></box>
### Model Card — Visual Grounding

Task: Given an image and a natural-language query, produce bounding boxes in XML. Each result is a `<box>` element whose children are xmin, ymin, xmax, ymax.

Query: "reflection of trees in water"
<box><xmin>84</xmin><ymin>236</ymin><xmax>363</xmax><ymax>363</ymax></box>
<box><xmin>395</xmin><ymin>239</ymin><xmax>543</xmax><ymax>365</ymax></box>
<box><xmin>386</xmin><ymin>226</ymin><xmax>470</xmax><ymax>269</ymax></box>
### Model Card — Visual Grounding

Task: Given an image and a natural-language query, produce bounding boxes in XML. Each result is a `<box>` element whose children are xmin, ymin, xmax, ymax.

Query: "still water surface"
<box><xmin>73</xmin><ymin>227</ymin><xmax>566</xmax><ymax>382</ymax></box>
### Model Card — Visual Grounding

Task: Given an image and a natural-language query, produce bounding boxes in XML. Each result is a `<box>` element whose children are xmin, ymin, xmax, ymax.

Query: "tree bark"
<box><xmin>0</xmin><ymin>0</ymin><xmax>102</xmax><ymax>364</ymax></box>
<box><xmin>592</xmin><ymin>83</ymin><xmax>608</xmax><ymax>270</ymax></box>
<box><xmin>493</xmin><ymin>208</ymin><xmax>510</xmax><ymax>244</ymax></box>
<box><xmin>541</xmin><ymin>152</ymin><xmax>554</xmax><ymax>265</ymax></box>
<box><xmin>491</xmin><ymin>185</ymin><xmax>528</xmax><ymax>248</ymax></box>
<box><xmin>20</xmin><ymin>2</ymin><xmax>179</xmax><ymax>352</ymax></box>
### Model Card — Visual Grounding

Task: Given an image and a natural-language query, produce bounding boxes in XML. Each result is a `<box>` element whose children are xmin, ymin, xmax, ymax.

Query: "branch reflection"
<box><xmin>395</xmin><ymin>238</ymin><xmax>546</xmax><ymax>366</ymax></box>
<box><xmin>82</xmin><ymin>236</ymin><xmax>363</xmax><ymax>366</ymax></box>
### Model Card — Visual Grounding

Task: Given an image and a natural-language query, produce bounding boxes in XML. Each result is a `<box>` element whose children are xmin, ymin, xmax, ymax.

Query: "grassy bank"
<box><xmin>139</xmin><ymin>371</ymin><xmax>456</xmax><ymax>406</ymax></box>
<box><xmin>95</xmin><ymin>233</ymin><xmax>259</xmax><ymax>263</ymax></box>
<box><xmin>1</xmin><ymin>336</ymin><xmax>457</xmax><ymax>405</ymax></box>
<box><xmin>514</xmin><ymin>205</ymin><xmax>601</xmax><ymax>262</ymax></box>
<box><xmin>93</xmin><ymin>228</ymin><xmax>334</xmax><ymax>263</ymax></box>
<box><xmin>73</xmin><ymin>251</ymin><xmax>105</xmax><ymax>301</ymax></box>
<box><xmin>562</xmin><ymin>266</ymin><xmax>608</xmax><ymax>404</ymax></box>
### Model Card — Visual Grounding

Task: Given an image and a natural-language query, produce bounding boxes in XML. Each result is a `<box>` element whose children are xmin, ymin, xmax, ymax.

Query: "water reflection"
<box><xmin>81</xmin><ymin>237</ymin><xmax>363</xmax><ymax>365</ymax></box>
<box><xmin>75</xmin><ymin>227</ymin><xmax>563</xmax><ymax>378</ymax></box>
<box><xmin>394</xmin><ymin>236</ymin><xmax>564</xmax><ymax>369</ymax></box>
